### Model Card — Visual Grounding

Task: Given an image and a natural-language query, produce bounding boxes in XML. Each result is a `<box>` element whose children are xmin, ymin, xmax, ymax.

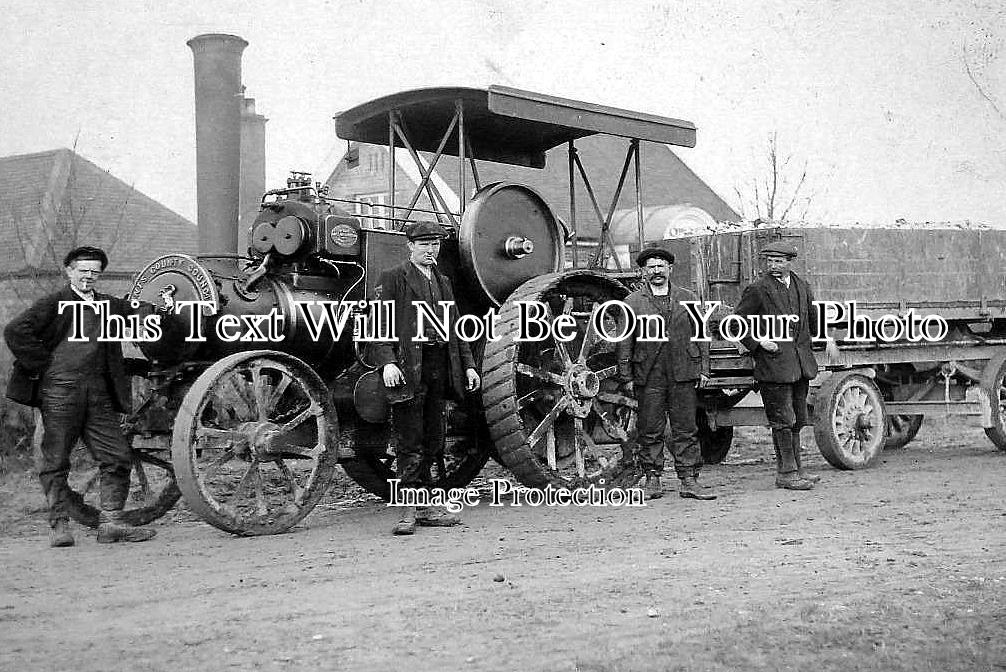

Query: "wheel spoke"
<box><xmin>577</xmin><ymin>305</ymin><xmax>601</xmax><ymax>363</ymax></box>
<box><xmin>595</xmin><ymin>391</ymin><xmax>637</xmax><ymax>409</ymax></box>
<box><xmin>528</xmin><ymin>397</ymin><xmax>569</xmax><ymax>447</ymax></box>
<box><xmin>279</xmin><ymin>403</ymin><xmax>322</xmax><ymax>433</ymax></box>
<box><xmin>264</xmin><ymin>373</ymin><xmax>293</xmax><ymax>417</ymax></box>
<box><xmin>516</xmin><ymin>362</ymin><xmax>564</xmax><ymax>386</ymax></box>
<box><xmin>250</xmin><ymin>466</ymin><xmax>269</xmax><ymax>517</ymax></box>
<box><xmin>544</xmin><ymin>300</ymin><xmax>573</xmax><ymax>366</ymax></box>
<box><xmin>592</xmin><ymin>365</ymin><xmax>617</xmax><ymax>380</ymax></box>
<box><xmin>196</xmin><ymin>427</ymin><xmax>244</xmax><ymax>444</ymax></box>
<box><xmin>228</xmin><ymin>462</ymin><xmax>259</xmax><ymax>504</ymax></box>
<box><xmin>202</xmin><ymin>449</ymin><xmax>236</xmax><ymax>477</ymax></box>
<box><xmin>545</xmin><ymin>427</ymin><xmax>557</xmax><ymax>470</ymax></box>
<box><xmin>221</xmin><ymin>372</ymin><xmax>256</xmax><ymax>420</ymax></box>
<box><xmin>573</xmin><ymin>418</ymin><xmax>586</xmax><ymax>477</ymax></box>
<box><xmin>251</xmin><ymin>365</ymin><xmax>268</xmax><ymax>422</ymax></box>
<box><xmin>517</xmin><ymin>389</ymin><xmax>546</xmax><ymax>410</ymax></box>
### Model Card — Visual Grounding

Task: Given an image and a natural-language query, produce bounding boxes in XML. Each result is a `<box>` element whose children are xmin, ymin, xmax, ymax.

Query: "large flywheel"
<box><xmin>482</xmin><ymin>270</ymin><xmax>640</xmax><ymax>489</ymax></box>
<box><xmin>458</xmin><ymin>182</ymin><xmax>565</xmax><ymax>307</ymax></box>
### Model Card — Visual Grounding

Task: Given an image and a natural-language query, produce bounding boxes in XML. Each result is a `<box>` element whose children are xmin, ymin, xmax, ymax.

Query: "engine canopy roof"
<box><xmin>334</xmin><ymin>85</ymin><xmax>696</xmax><ymax>169</ymax></box>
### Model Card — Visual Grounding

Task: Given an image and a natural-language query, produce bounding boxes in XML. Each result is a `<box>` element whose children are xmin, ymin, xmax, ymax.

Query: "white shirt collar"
<box><xmin>774</xmin><ymin>273</ymin><xmax>791</xmax><ymax>288</ymax></box>
<box><xmin>70</xmin><ymin>285</ymin><xmax>96</xmax><ymax>302</ymax></box>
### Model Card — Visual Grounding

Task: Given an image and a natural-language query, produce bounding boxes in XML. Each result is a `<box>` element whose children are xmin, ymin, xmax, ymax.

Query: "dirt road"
<box><xmin>2</xmin><ymin>419</ymin><xmax>1004</xmax><ymax>672</ymax></box>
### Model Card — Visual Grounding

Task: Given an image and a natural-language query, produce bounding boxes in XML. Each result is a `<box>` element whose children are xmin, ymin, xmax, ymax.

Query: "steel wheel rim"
<box><xmin>174</xmin><ymin>352</ymin><xmax>336</xmax><ymax>535</ymax></box>
<box><xmin>831</xmin><ymin>381</ymin><xmax>883</xmax><ymax>461</ymax></box>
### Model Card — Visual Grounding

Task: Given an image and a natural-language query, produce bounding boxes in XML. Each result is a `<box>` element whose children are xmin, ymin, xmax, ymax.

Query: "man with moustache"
<box><xmin>617</xmin><ymin>247</ymin><xmax>716</xmax><ymax>501</ymax></box>
<box><xmin>371</xmin><ymin>221</ymin><xmax>481</xmax><ymax>535</ymax></box>
<box><xmin>4</xmin><ymin>246</ymin><xmax>157</xmax><ymax>547</ymax></box>
<box><xmin>733</xmin><ymin>241</ymin><xmax>821</xmax><ymax>490</ymax></box>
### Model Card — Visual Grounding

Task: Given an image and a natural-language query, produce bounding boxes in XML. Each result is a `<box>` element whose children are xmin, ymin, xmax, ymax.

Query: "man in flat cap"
<box><xmin>4</xmin><ymin>246</ymin><xmax>157</xmax><ymax>546</ymax></box>
<box><xmin>371</xmin><ymin>222</ymin><xmax>481</xmax><ymax>535</ymax></box>
<box><xmin>617</xmin><ymin>246</ymin><xmax>716</xmax><ymax>500</ymax></box>
<box><xmin>733</xmin><ymin>240</ymin><xmax>821</xmax><ymax>490</ymax></box>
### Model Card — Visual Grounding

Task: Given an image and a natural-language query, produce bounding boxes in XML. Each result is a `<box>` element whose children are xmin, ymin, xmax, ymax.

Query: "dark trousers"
<box><xmin>760</xmin><ymin>379</ymin><xmax>810</xmax><ymax>474</ymax></box>
<box><xmin>391</xmin><ymin>346</ymin><xmax>448</xmax><ymax>490</ymax></box>
<box><xmin>760</xmin><ymin>379</ymin><xmax>810</xmax><ymax>431</ymax></box>
<box><xmin>38</xmin><ymin>376</ymin><xmax>131</xmax><ymax>525</ymax></box>
<box><xmin>635</xmin><ymin>358</ymin><xmax>700</xmax><ymax>478</ymax></box>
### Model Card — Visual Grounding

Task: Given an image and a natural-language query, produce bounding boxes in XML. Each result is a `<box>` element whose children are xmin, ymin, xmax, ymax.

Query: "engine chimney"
<box><xmin>187</xmin><ymin>33</ymin><xmax>248</xmax><ymax>255</ymax></box>
<box><xmin>239</xmin><ymin>94</ymin><xmax>267</xmax><ymax>232</ymax></box>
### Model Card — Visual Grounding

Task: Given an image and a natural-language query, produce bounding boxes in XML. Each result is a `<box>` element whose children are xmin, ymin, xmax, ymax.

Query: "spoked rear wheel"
<box><xmin>171</xmin><ymin>351</ymin><xmax>339</xmax><ymax>535</ymax></box>
<box><xmin>482</xmin><ymin>271</ymin><xmax>639</xmax><ymax>489</ymax></box>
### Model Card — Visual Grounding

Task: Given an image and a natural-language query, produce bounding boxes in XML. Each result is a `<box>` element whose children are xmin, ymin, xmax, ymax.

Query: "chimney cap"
<box><xmin>186</xmin><ymin>33</ymin><xmax>249</xmax><ymax>51</ymax></box>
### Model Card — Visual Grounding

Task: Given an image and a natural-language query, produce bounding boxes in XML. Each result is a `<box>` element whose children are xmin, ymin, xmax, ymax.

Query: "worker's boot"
<box><xmin>49</xmin><ymin>518</ymin><xmax>75</xmax><ymax>548</ymax></box>
<box><xmin>643</xmin><ymin>472</ymin><xmax>663</xmax><ymax>500</ymax></box>
<box><xmin>773</xmin><ymin>428</ymin><xmax>814</xmax><ymax>491</ymax></box>
<box><xmin>392</xmin><ymin>506</ymin><xmax>417</xmax><ymax>535</ymax></box>
<box><xmin>416</xmin><ymin>506</ymin><xmax>461</xmax><ymax>527</ymax></box>
<box><xmin>96</xmin><ymin>510</ymin><xmax>156</xmax><ymax>543</ymax></box>
<box><xmin>679</xmin><ymin>473</ymin><xmax>717</xmax><ymax>500</ymax></box>
<box><xmin>793</xmin><ymin>430</ymin><xmax>821</xmax><ymax>484</ymax></box>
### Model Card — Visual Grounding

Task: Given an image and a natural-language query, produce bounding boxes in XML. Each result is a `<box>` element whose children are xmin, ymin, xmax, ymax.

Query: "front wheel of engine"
<box><xmin>171</xmin><ymin>351</ymin><xmax>339</xmax><ymax>535</ymax></box>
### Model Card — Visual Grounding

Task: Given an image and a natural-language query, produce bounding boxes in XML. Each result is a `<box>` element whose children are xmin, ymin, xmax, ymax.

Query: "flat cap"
<box><xmin>760</xmin><ymin>241</ymin><xmax>798</xmax><ymax>258</ymax></box>
<box><xmin>635</xmin><ymin>247</ymin><xmax>675</xmax><ymax>267</ymax></box>
<box><xmin>63</xmin><ymin>245</ymin><xmax>108</xmax><ymax>270</ymax></box>
<box><xmin>405</xmin><ymin>221</ymin><xmax>448</xmax><ymax>241</ymax></box>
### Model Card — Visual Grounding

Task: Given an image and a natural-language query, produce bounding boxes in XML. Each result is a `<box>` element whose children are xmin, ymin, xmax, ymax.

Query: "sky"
<box><xmin>2</xmin><ymin>0</ymin><xmax>1004</xmax><ymax>226</ymax></box>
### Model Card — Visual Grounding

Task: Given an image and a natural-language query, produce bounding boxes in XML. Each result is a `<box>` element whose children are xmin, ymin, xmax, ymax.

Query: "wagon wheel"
<box><xmin>883</xmin><ymin>414</ymin><xmax>924</xmax><ymax>450</ymax></box>
<box><xmin>696</xmin><ymin>388</ymin><xmax>746</xmax><ymax>464</ymax></box>
<box><xmin>63</xmin><ymin>434</ymin><xmax>180</xmax><ymax>529</ymax></box>
<box><xmin>171</xmin><ymin>351</ymin><xmax>339</xmax><ymax>535</ymax></box>
<box><xmin>981</xmin><ymin>351</ymin><xmax>1006</xmax><ymax>451</ymax></box>
<box><xmin>696</xmin><ymin>412</ymin><xmax>734</xmax><ymax>465</ymax></box>
<box><xmin>34</xmin><ymin>373</ymin><xmax>182</xmax><ymax>529</ymax></box>
<box><xmin>813</xmin><ymin>371</ymin><xmax>887</xmax><ymax>469</ymax></box>
<box><xmin>340</xmin><ymin>398</ymin><xmax>491</xmax><ymax>500</ymax></box>
<box><xmin>482</xmin><ymin>270</ymin><xmax>639</xmax><ymax>489</ymax></box>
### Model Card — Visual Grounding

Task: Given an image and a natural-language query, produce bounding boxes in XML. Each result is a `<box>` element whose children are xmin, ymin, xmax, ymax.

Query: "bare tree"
<box><xmin>733</xmin><ymin>131</ymin><xmax>813</xmax><ymax>222</ymax></box>
<box><xmin>962</xmin><ymin>27</ymin><xmax>1005</xmax><ymax>121</ymax></box>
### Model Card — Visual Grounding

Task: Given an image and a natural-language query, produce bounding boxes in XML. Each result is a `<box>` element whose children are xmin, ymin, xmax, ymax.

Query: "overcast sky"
<box><xmin>3</xmin><ymin>0</ymin><xmax>1004</xmax><ymax>225</ymax></box>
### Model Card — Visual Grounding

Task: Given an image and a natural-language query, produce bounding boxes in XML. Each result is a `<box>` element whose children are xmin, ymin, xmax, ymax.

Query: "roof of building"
<box><xmin>0</xmin><ymin>148</ymin><xmax>196</xmax><ymax>273</ymax></box>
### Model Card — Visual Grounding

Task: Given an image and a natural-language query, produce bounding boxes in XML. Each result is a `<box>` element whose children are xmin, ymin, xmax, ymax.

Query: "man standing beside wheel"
<box><xmin>4</xmin><ymin>246</ymin><xmax>157</xmax><ymax>547</ymax></box>
<box><xmin>372</xmin><ymin>222</ymin><xmax>481</xmax><ymax>535</ymax></box>
<box><xmin>617</xmin><ymin>247</ymin><xmax>716</xmax><ymax>501</ymax></box>
<box><xmin>734</xmin><ymin>241</ymin><xmax>821</xmax><ymax>490</ymax></box>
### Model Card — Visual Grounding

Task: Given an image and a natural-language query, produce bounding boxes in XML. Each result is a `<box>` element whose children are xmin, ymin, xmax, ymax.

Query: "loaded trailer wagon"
<box><xmin>664</xmin><ymin>225</ymin><xmax>1006</xmax><ymax>468</ymax></box>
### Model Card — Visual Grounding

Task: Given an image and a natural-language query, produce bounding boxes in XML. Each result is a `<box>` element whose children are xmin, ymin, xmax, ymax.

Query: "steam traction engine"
<box><xmin>85</xmin><ymin>80</ymin><xmax>698</xmax><ymax>535</ymax></box>
<box><xmin>63</xmin><ymin>37</ymin><xmax>1006</xmax><ymax>536</ymax></box>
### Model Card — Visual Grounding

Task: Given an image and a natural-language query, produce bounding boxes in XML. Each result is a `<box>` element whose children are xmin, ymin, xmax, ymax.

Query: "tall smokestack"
<box><xmin>188</xmin><ymin>33</ymin><xmax>248</xmax><ymax>254</ymax></box>
<box><xmin>239</xmin><ymin>94</ymin><xmax>267</xmax><ymax>233</ymax></box>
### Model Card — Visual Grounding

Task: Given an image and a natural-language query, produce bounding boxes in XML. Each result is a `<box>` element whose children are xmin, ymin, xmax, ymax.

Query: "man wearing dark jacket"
<box><xmin>734</xmin><ymin>240</ymin><xmax>822</xmax><ymax>490</ymax></box>
<box><xmin>617</xmin><ymin>247</ymin><xmax>716</xmax><ymax>501</ymax></box>
<box><xmin>371</xmin><ymin>222</ymin><xmax>481</xmax><ymax>535</ymax></box>
<box><xmin>4</xmin><ymin>246</ymin><xmax>156</xmax><ymax>546</ymax></box>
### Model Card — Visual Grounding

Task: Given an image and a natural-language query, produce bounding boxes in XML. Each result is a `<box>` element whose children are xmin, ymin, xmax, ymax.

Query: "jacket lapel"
<box><xmin>760</xmin><ymin>274</ymin><xmax>789</xmax><ymax>313</ymax></box>
<box><xmin>404</xmin><ymin>262</ymin><xmax>429</xmax><ymax>300</ymax></box>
